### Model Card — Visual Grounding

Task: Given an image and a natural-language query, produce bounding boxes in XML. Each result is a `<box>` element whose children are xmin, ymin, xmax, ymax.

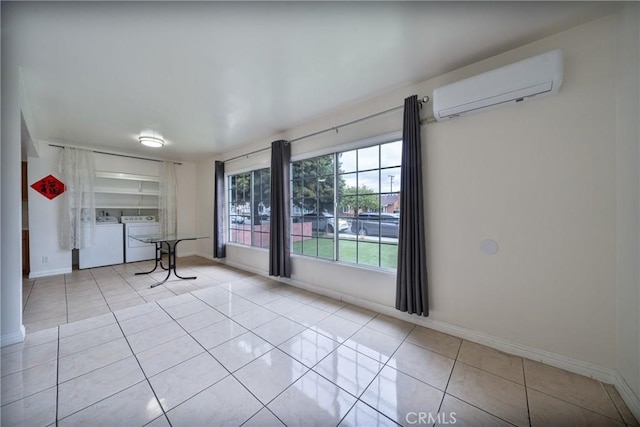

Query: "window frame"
<box><xmin>290</xmin><ymin>131</ymin><xmax>402</xmax><ymax>270</ymax></box>
<box><xmin>226</xmin><ymin>166</ymin><xmax>271</xmax><ymax>248</ymax></box>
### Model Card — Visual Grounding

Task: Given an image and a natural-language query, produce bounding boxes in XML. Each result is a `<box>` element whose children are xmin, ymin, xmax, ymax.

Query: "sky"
<box><xmin>340</xmin><ymin>140</ymin><xmax>402</xmax><ymax>193</ymax></box>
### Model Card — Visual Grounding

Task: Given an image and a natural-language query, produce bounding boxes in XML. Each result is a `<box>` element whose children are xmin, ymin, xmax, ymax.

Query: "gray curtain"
<box><xmin>396</xmin><ymin>95</ymin><xmax>428</xmax><ymax>316</ymax></box>
<box><xmin>269</xmin><ymin>140</ymin><xmax>291</xmax><ymax>277</ymax></box>
<box><xmin>214</xmin><ymin>160</ymin><xmax>226</xmax><ymax>258</ymax></box>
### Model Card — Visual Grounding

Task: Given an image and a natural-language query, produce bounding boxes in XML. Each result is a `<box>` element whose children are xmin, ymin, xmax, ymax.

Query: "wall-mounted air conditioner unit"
<box><xmin>432</xmin><ymin>49</ymin><xmax>563</xmax><ymax>121</ymax></box>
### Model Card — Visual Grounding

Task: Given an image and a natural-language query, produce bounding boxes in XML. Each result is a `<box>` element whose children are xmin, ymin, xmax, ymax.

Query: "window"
<box><xmin>290</xmin><ymin>139</ymin><xmax>402</xmax><ymax>269</ymax></box>
<box><xmin>291</xmin><ymin>154</ymin><xmax>335</xmax><ymax>259</ymax></box>
<box><xmin>338</xmin><ymin>141</ymin><xmax>401</xmax><ymax>268</ymax></box>
<box><xmin>227</xmin><ymin>168</ymin><xmax>270</xmax><ymax>247</ymax></box>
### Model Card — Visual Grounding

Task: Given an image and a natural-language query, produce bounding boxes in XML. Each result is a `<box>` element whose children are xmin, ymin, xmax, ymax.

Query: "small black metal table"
<box><xmin>132</xmin><ymin>234</ymin><xmax>210</xmax><ymax>288</ymax></box>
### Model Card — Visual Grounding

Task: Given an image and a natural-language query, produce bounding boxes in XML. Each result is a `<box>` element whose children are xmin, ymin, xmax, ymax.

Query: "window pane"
<box><xmin>339</xmin><ymin>173</ymin><xmax>357</xmax><ymax>189</ymax></box>
<box><xmin>317</xmin><ymin>237</ymin><xmax>334</xmax><ymax>259</ymax></box>
<box><xmin>358</xmin><ymin>145</ymin><xmax>379</xmax><ymax>170</ymax></box>
<box><xmin>357</xmin><ymin>242</ymin><xmax>380</xmax><ymax>267</ymax></box>
<box><xmin>338</xmin><ymin>238</ymin><xmax>357</xmax><ymax>264</ymax></box>
<box><xmin>303</xmin><ymin>238</ymin><xmax>318</xmax><ymax>256</ymax></box>
<box><xmin>382</xmin><ymin>167</ymin><xmax>401</xmax><ymax>193</ymax></box>
<box><xmin>316</xmin><ymin>154</ymin><xmax>334</xmax><ymax>175</ymax></box>
<box><xmin>292</xmin><ymin>162</ymin><xmax>303</xmax><ymax>179</ymax></box>
<box><xmin>292</xmin><ymin>179</ymin><xmax>303</xmax><ymax>199</ymax></box>
<box><xmin>380</xmin><ymin>192</ymin><xmax>400</xmax><ymax>215</ymax></box>
<box><xmin>381</xmin><ymin>141</ymin><xmax>402</xmax><ymax>168</ymax></box>
<box><xmin>301</xmin><ymin>159</ymin><xmax>316</xmax><ymax>176</ymax></box>
<box><xmin>338</xmin><ymin>150</ymin><xmax>357</xmax><ymax>173</ymax></box>
<box><xmin>303</xmin><ymin>176</ymin><xmax>317</xmax><ymax>198</ymax></box>
<box><xmin>381</xmin><ymin>243</ymin><xmax>398</xmax><ymax>269</ymax></box>
<box><xmin>358</xmin><ymin>170</ymin><xmax>379</xmax><ymax>194</ymax></box>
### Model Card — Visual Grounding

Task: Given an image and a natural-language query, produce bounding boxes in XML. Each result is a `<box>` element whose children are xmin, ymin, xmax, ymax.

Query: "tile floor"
<box><xmin>3</xmin><ymin>257</ymin><xmax>638</xmax><ymax>426</ymax></box>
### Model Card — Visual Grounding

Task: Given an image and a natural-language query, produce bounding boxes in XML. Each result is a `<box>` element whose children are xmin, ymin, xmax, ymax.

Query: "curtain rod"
<box><xmin>224</xmin><ymin>96</ymin><xmax>434</xmax><ymax>164</ymax></box>
<box><xmin>48</xmin><ymin>144</ymin><xmax>182</xmax><ymax>165</ymax></box>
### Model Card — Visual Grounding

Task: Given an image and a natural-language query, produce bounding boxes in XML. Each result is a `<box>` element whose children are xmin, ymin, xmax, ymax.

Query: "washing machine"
<box><xmin>78</xmin><ymin>218</ymin><xmax>124</xmax><ymax>269</ymax></box>
<box><xmin>121</xmin><ymin>215</ymin><xmax>161</xmax><ymax>263</ymax></box>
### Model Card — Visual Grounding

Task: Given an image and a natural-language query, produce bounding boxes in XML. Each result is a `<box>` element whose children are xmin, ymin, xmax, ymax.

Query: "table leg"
<box><xmin>172</xmin><ymin>240</ymin><xmax>197</xmax><ymax>280</ymax></box>
<box><xmin>135</xmin><ymin>242</ymin><xmax>165</xmax><ymax>275</ymax></box>
<box><xmin>150</xmin><ymin>241</ymin><xmax>172</xmax><ymax>288</ymax></box>
<box><xmin>148</xmin><ymin>240</ymin><xmax>196</xmax><ymax>287</ymax></box>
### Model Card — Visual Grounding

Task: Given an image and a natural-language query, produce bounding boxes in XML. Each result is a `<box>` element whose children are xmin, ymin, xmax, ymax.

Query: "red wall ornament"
<box><xmin>31</xmin><ymin>174</ymin><xmax>65</xmax><ymax>200</ymax></box>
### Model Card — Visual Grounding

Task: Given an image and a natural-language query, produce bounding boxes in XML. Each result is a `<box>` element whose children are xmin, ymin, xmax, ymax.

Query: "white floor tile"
<box><xmin>58</xmin><ymin>337</ymin><xmax>133</xmax><ymax>382</ymax></box>
<box><xmin>58</xmin><ymin>381</ymin><xmax>163</xmax><ymax>427</ymax></box>
<box><xmin>387</xmin><ymin>341</ymin><xmax>455</xmax><ymax>391</ymax></box>
<box><xmin>1</xmin><ymin>340</ymin><xmax>58</xmax><ymax>377</ymax></box>
<box><xmin>361</xmin><ymin>365</ymin><xmax>444</xmax><ymax>426</ymax></box>
<box><xmin>57</xmin><ymin>357</ymin><xmax>145</xmax><ymax>419</ymax></box>
<box><xmin>231</xmin><ymin>306</ymin><xmax>280</xmax><ymax>330</ymax></box>
<box><xmin>343</xmin><ymin>326</ymin><xmax>403</xmax><ymax>363</ymax></box>
<box><xmin>243</xmin><ymin>408</ymin><xmax>285</xmax><ymax>427</ymax></box>
<box><xmin>59</xmin><ymin>313</ymin><xmax>116</xmax><ymax>339</ymax></box>
<box><xmin>175</xmin><ymin>307</ymin><xmax>225</xmax><ymax>332</ymax></box>
<box><xmin>335</xmin><ymin>304</ymin><xmax>377</xmax><ymax>325</ymax></box>
<box><xmin>263</xmin><ymin>296</ymin><xmax>306</xmax><ymax>316</ymax></box>
<box><xmin>0</xmin><ymin>386</ymin><xmax>57</xmax><ymax>427</ymax></box>
<box><xmin>235</xmin><ymin>348</ymin><xmax>308</xmax><ymax>404</ymax></box>
<box><xmin>118</xmin><ymin>309</ymin><xmax>174</xmax><ymax>336</ymax></box>
<box><xmin>339</xmin><ymin>400</ymin><xmax>400</xmax><ymax>427</ymax></box>
<box><xmin>279</xmin><ymin>329</ymin><xmax>340</xmax><ymax>368</ymax></box>
<box><xmin>149</xmin><ymin>352</ymin><xmax>228</xmax><ymax>412</ymax></box>
<box><xmin>162</xmin><ymin>299</ymin><xmax>211</xmax><ymax>319</ymax></box>
<box><xmin>314</xmin><ymin>345</ymin><xmax>384</xmax><ymax>397</ymax></box>
<box><xmin>284</xmin><ymin>304</ymin><xmax>332</xmax><ymax>327</ymax></box>
<box><xmin>0</xmin><ymin>360</ymin><xmax>57</xmax><ymax>406</ymax></box>
<box><xmin>311</xmin><ymin>314</ymin><xmax>363</xmax><ymax>343</ymax></box>
<box><xmin>209</xmin><ymin>332</ymin><xmax>273</xmax><ymax>372</ymax></box>
<box><xmin>166</xmin><ymin>375</ymin><xmax>262</xmax><ymax>426</ymax></box>
<box><xmin>137</xmin><ymin>335</ymin><xmax>205</xmax><ymax>377</ymax></box>
<box><xmin>365</xmin><ymin>314</ymin><xmax>415</xmax><ymax>340</ymax></box>
<box><xmin>125</xmin><ymin>321</ymin><xmax>187</xmax><ymax>354</ymax></box>
<box><xmin>190</xmin><ymin>318</ymin><xmax>247</xmax><ymax>349</ymax></box>
<box><xmin>268</xmin><ymin>370</ymin><xmax>357</xmax><ymax>426</ymax></box>
<box><xmin>252</xmin><ymin>316</ymin><xmax>307</xmax><ymax>346</ymax></box>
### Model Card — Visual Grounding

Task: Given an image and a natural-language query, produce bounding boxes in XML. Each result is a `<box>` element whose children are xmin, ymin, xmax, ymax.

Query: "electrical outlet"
<box><xmin>42</xmin><ymin>255</ymin><xmax>48</xmax><ymax>264</ymax></box>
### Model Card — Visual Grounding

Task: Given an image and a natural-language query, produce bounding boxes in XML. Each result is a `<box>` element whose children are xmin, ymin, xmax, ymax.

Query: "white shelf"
<box><xmin>97</xmin><ymin>205</ymin><xmax>159</xmax><ymax>209</ymax></box>
<box><xmin>94</xmin><ymin>172</ymin><xmax>160</xmax><ymax>209</ymax></box>
<box><xmin>95</xmin><ymin>188</ymin><xmax>159</xmax><ymax>196</ymax></box>
<box><xmin>95</xmin><ymin>171</ymin><xmax>160</xmax><ymax>182</ymax></box>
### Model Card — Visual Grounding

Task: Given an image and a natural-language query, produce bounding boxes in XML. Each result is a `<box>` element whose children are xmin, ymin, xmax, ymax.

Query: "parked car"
<box><xmin>230</xmin><ymin>215</ymin><xmax>247</xmax><ymax>224</ymax></box>
<box><xmin>351</xmin><ymin>212</ymin><xmax>399</xmax><ymax>238</ymax></box>
<box><xmin>293</xmin><ymin>212</ymin><xmax>349</xmax><ymax>233</ymax></box>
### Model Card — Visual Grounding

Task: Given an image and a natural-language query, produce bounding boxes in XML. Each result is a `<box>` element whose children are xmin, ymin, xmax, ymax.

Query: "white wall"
<box><xmin>27</xmin><ymin>144</ymin><xmax>73</xmax><ymax>277</ymax></box>
<box><xmin>197</xmin><ymin>13</ymin><xmax>637</xmax><ymax>388</ymax></box>
<box><xmin>614</xmin><ymin>1</ymin><xmax>640</xmax><ymax>405</ymax></box>
<box><xmin>1</xmin><ymin>49</ymin><xmax>26</xmax><ymax>345</ymax></box>
<box><xmin>195</xmin><ymin>158</ymin><xmax>215</xmax><ymax>258</ymax></box>
<box><xmin>175</xmin><ymin>161</ymin><xmax>198</xmax><ymax>255</ymax></box>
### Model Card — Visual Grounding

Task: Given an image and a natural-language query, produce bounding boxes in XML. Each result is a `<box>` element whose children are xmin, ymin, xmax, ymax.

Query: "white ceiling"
<box><xmin>5</xmin><ymin>1</ymin><xmax>615</xmax><ymax>161</ymax></box>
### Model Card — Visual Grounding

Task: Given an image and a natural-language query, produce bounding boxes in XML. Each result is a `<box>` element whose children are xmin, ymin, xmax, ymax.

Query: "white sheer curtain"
<box><xmin>159</xmin><ymin>161</ymin><xmax>177</xmax><ymax>236</ymax></box>
<box><xmin>58</xmin><ymin>147</ymin><xmax>96</xmax><ymax>250</ymax></box>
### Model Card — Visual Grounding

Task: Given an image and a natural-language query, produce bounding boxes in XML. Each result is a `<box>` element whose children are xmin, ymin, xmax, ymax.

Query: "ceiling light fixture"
<box><xmin>139</xmin><ymin>135</ymin><xmax>164</xmax><ymax>148</ymax></box>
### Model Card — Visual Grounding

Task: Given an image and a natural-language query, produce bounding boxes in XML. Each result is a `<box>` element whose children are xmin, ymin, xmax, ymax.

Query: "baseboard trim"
<box><xmin>613</xmin><ymin>371</ymin><xmax>640</xmax><ymax>422</ymax></box>
<box><xmin>198</xmin><ymin>253</ymin><xmax>640</xmax><ymax>420</ymax></box>
<box><xmin>28</xmin><ymin>267</ymin><xmax>72</xmax><ymax>279</ymax></box>
<box><xmin>1</xmin><ymin>325</ymin><xmax>26</xmax><ymax>347</ymax></box>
